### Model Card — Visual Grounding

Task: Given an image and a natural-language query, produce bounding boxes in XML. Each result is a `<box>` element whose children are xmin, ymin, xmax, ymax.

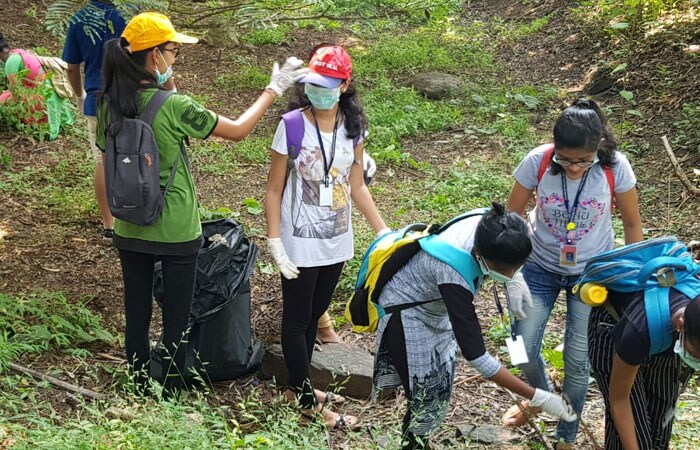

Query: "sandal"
<box><xmin>321</xmin><ymin>390</ymin><xmax>346</xmax><ymax>405</ymax></box>
<box><xmin>315</xmin><ymin>404</ymin><xmax>359</xmax><ymax>431</ymax></box>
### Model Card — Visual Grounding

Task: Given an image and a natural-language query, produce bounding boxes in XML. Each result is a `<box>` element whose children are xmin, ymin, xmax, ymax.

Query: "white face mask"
<box><xmin>674</xmin><ymin>331</ymin><xmax>700</xmax><ymax>370</ymax></box>
<box><xmin>477</xmin><ymin>255</ymin><xmax>519</xmax><ymax>283</ymax></box>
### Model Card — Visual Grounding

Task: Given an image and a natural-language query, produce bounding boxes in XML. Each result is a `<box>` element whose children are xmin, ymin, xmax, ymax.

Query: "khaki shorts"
<box><xmin>86</xmin><ymin>116</ymin><xmax>103</xmax><ymax>163</ymax></box>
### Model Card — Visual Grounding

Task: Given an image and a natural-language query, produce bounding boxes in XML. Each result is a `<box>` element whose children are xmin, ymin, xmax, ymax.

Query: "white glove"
<box><xmin>76</xmin><ymin>92</ymin><xmax>86</xmax><ymax>115</ymax></box>
<box><xmin>376</xmin><ymin>228</ymin><xmax>391</xmax><ymax>237</ymax></box>
<box><xmin>266</xmin><ymin>57</ymin><xmax>309</xmax><ymax>97</ymax></box>
<box><xmin>267</xmin><ymin>238</ymin><xmax>300</xmax><ymax>280</ymax></box>
<box><xmin>529</xmin><ymin>389</ymin><xmax>577</xmax><ymax>422</ymax></box>
<box><xmin>506</xmin><ymin>272</ymin><xmax>533</xmax><ymax>320</ymax></box>
<box><xmin>363</xmin><ymin>150</ymin><xmax>376</xmax><ymax>181</ymax></box>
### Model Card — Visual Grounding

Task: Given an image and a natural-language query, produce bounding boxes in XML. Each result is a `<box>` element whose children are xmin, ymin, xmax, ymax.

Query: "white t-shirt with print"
<box><xmin>513</xmin><ymin>144</ymin><xmax>637</xmax><ymax>275</ymax></box>
<box><xmin>271</xmin><ymin>112</ymin><xmax>363</xmax><ymax>267</ymax></box>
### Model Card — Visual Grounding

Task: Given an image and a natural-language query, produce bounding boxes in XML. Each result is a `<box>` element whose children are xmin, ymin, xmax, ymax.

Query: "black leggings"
<box><xmin>281</xmin><ymin>262</ymin><xmax>344</xmax><ymax>409</ymax></box>
<box><xmin>383</xmin><ymin>313</ymin><xmax>430</xmax><ymax>450</ymax></box>
<box><xmin>118</xmin><ymin>249</ymin><xmax>197</xmax><ymax>391</ymax></box>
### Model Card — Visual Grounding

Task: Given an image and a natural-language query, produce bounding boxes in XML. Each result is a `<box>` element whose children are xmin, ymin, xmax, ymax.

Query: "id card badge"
<box><xmin>559</xmin><ymin>244</ymin><xmax>578</xmax><ymax>267</ymax></box>
<box><xmin>506</xmin><ymin>335</ymin><xmax>529</xmax><ymax>365</ymax></box>
<box><xmin>319</xmin><ymin>183</ymin><xmax>333</xmax><ymax>207</ymax></box>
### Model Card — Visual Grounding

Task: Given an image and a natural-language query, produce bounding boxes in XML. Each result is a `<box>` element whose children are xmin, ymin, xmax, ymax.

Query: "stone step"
<box><xmin>258</xmin><ymin>343</ymin><xmax>374</xmax><ymax>399</ymax></box>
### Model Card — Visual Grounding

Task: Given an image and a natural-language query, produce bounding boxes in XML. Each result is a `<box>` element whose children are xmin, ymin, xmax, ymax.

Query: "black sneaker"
<box><xmin>102</xmin><ymin>228</ymin><xmax>114</xmax><ymax>240</ymax></box>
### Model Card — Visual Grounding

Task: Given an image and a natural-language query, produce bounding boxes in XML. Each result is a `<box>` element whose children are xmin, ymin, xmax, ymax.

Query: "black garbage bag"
<box><xmin>152</xmin><ymin>218</ymin><xmax>264</xmax><ymax>383</ymax></box>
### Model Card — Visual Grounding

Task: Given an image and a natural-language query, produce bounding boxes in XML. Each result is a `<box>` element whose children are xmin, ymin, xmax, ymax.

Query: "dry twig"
<box><xmin>8</xmin><ymin>362</ymin><xmax>107</xmax><ymax>400</ymax></box>
<box><xmin>503</xmin><ymin>389</ymin><xmax>553</xmax><ymax>450</ymax></box>
<box><xmin>661</xmin><ymin>135</ymin><xmax>700</xmax><ymax>196</ymax></box>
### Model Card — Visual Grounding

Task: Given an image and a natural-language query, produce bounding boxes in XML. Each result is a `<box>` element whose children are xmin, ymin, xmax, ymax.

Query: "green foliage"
<box><xmin>0</xmin><ymin>71</ymin><xmax>54</xmax><ymax>141</ymax></box>
<box><xmin>215</xmin><ymin>65</ymin><xmax>269</xmax><ymax>91</ymax></box>
<box><xmin>581</xmin><ymin>0</ymin><xmax>691</xmax><ymax>32</ymax></box>
<box><xmin>0</xmin><ymin>135</ymin><xmax>98</xmax><ymax>221</ymax></box>
<box><xmin>242</xmin><ymin>197</ymin><xmax>263</xmax><ymax>215</ymax></box>
<box><xmin>494</xmin><ymin>16</ymin><xmax>550</xmax><ymax>41</ymax></box>
<box><xmin>0</xmin><ymin>292</ymin><xmax>115</xmax><ymax>370</ymax></box>
<box><xmin>199</xmin><ymin>205</ymin><xmax>238</xmax><ymax>221</ymax></box>
<box><xmin>673</xmin><ymin>102</ymin><xmax>700</xmax><ymax>153</ymax></box>
<box><xmin>412</xmin><ymin>159</ymin><xmax>513</xmax><ymax>217</ymax></box>
<box><xmin>0</xmin><ymin>145</ymin><xmax>11</xmax><ymax>171</ymax></box>
<box><xmin>353</xmin><ymin>21</ymin><xmax>491</xmax><ymax>80</ymax></box>
<box><xmin>45</xmin><ymin>0</ymin><xmax>166</xmax><ymax>42</ymax></box>
<box><xmin>240</xmin><ymin>26</ymin><xmax>290</xmax><ymax>45</ymax></box>
<box><xmin>362</xmin><ymin>79</ymin><xmax>462</xmax><ymax>162</ymax></box>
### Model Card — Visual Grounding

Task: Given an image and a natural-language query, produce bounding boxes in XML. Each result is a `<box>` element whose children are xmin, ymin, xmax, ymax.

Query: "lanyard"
<box><xmin>310</xmin><ymin>107</ymin><xmax>339</xmax><ymax>187</ymax></box>
<box><xmin>492</xmin><ymin>284</ymin><xmax>517</xmax><ymax>341</ymax></box>
<box><xmin>561</xmin><ymin>169</ymin><xmax>591</xmax><ymax>230</ymax></box>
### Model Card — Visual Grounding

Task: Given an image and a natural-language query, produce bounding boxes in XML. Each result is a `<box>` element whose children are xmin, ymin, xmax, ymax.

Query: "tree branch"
<box><xmin>9</xmin><ymin>362</ymin><xmax>108</xmax><ymax>400</ymax></box>
<box><xmin>661</xmin><ymin>135</ymin><xmax>700</xmax><ymax>196</ymax></box>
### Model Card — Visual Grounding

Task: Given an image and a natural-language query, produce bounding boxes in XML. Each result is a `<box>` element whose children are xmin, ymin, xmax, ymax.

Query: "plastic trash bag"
<box><xmin>152</xmin><ymin>218</ymin><xmax>264</xmax><ymax>383</ymax></box>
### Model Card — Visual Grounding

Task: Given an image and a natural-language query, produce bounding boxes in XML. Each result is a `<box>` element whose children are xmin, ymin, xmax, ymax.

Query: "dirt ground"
<box><xmin>2</xmin><ymin>0</ymin><xmax>700</xmax><ymax>448</ymax></box>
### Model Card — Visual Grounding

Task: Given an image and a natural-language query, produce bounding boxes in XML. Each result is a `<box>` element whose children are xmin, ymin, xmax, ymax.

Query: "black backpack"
<box><xmin>104</xmin><ymin>90</ymin><xmax>188</xmax><ymax>226</ymax></box>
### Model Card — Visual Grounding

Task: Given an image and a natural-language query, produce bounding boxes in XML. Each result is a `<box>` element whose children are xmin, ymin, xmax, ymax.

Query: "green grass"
<box><xmin>362</xmin><ymin>79</ymin><xmax>463</xmax><ymax>162</ymax></box>
<box><xmin>352</xmin><ymin>21</ymin><xmax>492</xmax><ymax>80</ymax></box>
<box><xmin>0</xmin><ymin>137</ymin><xmax>98</xmax><ymax>222</ymax></box>
<box><xmin>493</xmin><ymin>16</ymin><xmax>550</xmax><ymax>42</ymax></box>
<box><xmin>0</xmin><ymin>292</ymin><xmax>115</xmax><ymax>370</ymax></box>
<box><xmin>241</xmin><ymin>26</ymin><xmax>291</xmax><ymax>46</ymax></box>
<box><xmin>214</xmin><ymin>65</ymin><xmax>269</xmax><ymax>91</ymax></box>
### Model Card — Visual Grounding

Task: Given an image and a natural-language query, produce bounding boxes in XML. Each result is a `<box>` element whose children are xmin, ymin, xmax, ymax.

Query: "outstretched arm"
<box><xmin>609</xmin><ymin>353</ymin><xmax>641</xmax><ymax>450</ymax></box>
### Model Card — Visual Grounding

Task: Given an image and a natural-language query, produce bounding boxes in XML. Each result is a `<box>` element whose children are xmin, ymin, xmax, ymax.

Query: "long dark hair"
<box><xmin>684</xmin><ymin>298</ymin><xmax>700</xmax><ymax>347</ymax></box>
<box><xmin>287</xmin><ymin>43</ymin><xmax>368</xmax><ymax>140</ymax></box>
<box><xmin>474</xmin><ymin>202</ymin><xmax>532</xmax><ymax>266</ymax></box>
<box><xmin>98</xmin><ymin>37</ymin><xmax>168</xmax><ymax>121</ymax></box>
<box><xmin>551</xmin><ymin>98</ymin><xmax>617</xmax><ymax>174</ymax></box>
<box><xmin>0</xmin><ymin>32</ymin><xmax>9</xmax><ymax>52</ymax></box>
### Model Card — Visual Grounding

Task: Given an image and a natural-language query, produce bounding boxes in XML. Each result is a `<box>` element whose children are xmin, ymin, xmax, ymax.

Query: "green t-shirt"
<box><xmin>97</xmin><ymin>89</ymin><xmax>217</xmax><ymax>245</ymax></box>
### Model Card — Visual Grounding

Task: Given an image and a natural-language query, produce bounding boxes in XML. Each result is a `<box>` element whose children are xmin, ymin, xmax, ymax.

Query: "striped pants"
<box><xmin>588</xmin><ymin>306</ymin><xmax>692</xmax><ymax>450</ymax></box>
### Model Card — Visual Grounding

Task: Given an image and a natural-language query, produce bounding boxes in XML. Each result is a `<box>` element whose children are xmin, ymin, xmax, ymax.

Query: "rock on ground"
<box><xmin>259</xmin><ymin>343</ymin><xmax>374</xmax><ymax>399</ymax></box>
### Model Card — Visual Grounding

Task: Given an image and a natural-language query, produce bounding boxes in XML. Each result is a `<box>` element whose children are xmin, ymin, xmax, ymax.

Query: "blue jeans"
<box><xmin>512</xmin><ymin>261</ymin><xmax>591</xmax><ymax>444</ymax></box>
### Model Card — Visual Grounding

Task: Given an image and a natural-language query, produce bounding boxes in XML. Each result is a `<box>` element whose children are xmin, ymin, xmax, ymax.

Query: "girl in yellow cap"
<box><xmin>96</xmin><ymin>12</ymin><xmax>307</xmax><ymax>393</ymax></box>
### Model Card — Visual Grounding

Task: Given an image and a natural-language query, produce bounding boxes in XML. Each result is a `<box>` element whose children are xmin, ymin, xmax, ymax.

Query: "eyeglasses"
<box><xmin>552</xmin><ymin>153</ymin><xmax>598</xmax><ymax>169</ymax></box>
<box><xmin>161</xmin><ymin>47</ymin><xmax>180</xmax><ymax>58</ymax></box>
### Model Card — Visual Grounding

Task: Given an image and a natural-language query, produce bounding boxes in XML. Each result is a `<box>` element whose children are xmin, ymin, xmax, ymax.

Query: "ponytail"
<box><xmin>551</xmin><ymin>98</ymin><xmax>617</xmax><ymax>174</ymax></box>
<box><xmin>474</xmin><ymin>202</ymin><xmax>532</xmax><ymax>265</ymax></box>
<box><xmin>98</xmin><ymin>37</ymin><xmax>164</xmax><ymax>121</ymax></box>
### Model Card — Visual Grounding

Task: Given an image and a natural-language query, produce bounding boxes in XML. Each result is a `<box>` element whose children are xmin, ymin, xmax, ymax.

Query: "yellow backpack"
<box><xmin>345</xmin><ymin>209</ymin><xmax>487</xmax><ymax>333</ymax></box>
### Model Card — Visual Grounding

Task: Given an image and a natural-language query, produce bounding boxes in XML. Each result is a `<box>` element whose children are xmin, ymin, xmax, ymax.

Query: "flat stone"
<box><xmin>466</xmin><ymin>425</ymin><xmax>521</xmax><ymax>445</ymax></box>
<box><xmin>258</xmin><ymin>343</ymin><xmax>374</xmax><ymax>399</ymax></box>
<box><xmin>411</xmin><ymin>72</ymin><xmax>462</xmax><ymax>100</ymax></box>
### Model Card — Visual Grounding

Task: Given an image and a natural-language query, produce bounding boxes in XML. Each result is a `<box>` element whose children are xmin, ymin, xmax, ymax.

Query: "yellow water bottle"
<box><xmin>574</xmin><ymin>283</ymin><xmax>608</xmax><ymax>306</ymax></box>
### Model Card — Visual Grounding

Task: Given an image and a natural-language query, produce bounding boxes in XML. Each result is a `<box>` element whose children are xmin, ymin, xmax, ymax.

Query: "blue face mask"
<box><xmin>154</xmin><ymin>50</ymin><xmax>173</xmax><ymax>85</ymax></box>
<box><xmin>674</xmin><ymin>331</ymin><xmax>700</xmax><ymax>370</ymax></box>
<box><xmin>304</xmin><ymin>83</ymin><xmax>341</xmax><ymax>110</ymax></box>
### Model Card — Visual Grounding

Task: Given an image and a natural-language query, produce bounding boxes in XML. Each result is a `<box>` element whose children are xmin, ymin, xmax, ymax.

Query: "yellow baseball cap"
<box><xmin>122</xmin><ymin>12</ymin><xmax>198</xmax><ymax>53</ymax></box>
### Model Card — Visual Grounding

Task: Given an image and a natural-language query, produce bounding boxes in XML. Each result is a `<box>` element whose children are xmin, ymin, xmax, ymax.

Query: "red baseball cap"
<box><xmin>299</xmin><ymin>45</ymin><xmax>352</xmax><ymax>88</ymax></box>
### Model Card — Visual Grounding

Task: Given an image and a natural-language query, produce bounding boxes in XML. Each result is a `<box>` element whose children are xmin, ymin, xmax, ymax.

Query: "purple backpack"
<box><xmin>281</xmin><ymin>108</ymin><xmax>367</xmax><ymax>183</ymax></box>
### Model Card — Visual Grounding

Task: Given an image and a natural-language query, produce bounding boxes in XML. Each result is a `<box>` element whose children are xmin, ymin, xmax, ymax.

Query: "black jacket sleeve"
<box><xmin>440</xmin><ymin>283</ymin><xmax>487</xmax><ymax>360</ymax></box>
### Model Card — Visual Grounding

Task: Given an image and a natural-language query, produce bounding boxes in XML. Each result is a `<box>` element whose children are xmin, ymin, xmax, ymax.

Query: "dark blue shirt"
<box><xmin>62</xmin><ymin>1</ymin><xmax>126</xmax><ymax>116</ymax></box>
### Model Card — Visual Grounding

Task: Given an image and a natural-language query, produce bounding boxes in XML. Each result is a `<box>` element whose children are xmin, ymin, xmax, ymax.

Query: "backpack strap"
<box><xmin>137</xmin><ymin>90</ymin><xmax>183</xmax><ymax>197</ymax></box>
<box><xmin>645</xmin><ymin>287</ymin><xmax>673</xmax><ymax>354</ymax></box>
<box><xmin>420</xmin><ymin>235</ymin><xmax>483</xmax><ymax>292</ymax></box>
<box><xmin>536</xmin><ymin>144</ymin><xmax>556</xmax><ymax>184</ymax></box>
<box><xmin>437</xmin><ymin>207</ymin><xmax>491</xmax><ymax>233</ymax></box>
<box><xmin>282</xmin><ymin>109</ymin><xmax>305</xmax><ymax>160</ymax></box>
<box><xmin>139</xmin><ymin>90</ymin><xmax>173</xmax><ymax>126</ymax></box>
<box><xmin>535</xmin><ymin>143</ymin><xmax>615</xmax><ymax>211</ymax></box>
